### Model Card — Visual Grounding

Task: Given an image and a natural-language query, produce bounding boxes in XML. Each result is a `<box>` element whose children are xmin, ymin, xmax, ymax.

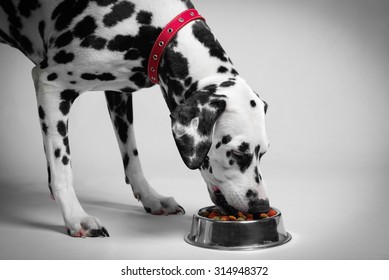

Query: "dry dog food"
<box><xmin>201</xmin><ymin>208</ymin><xmax>277</xmax><ymax>221</ymax></box>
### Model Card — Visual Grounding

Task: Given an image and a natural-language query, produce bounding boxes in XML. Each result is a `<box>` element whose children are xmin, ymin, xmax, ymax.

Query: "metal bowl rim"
<box><xmin>195</xmin><ymin>205</ymin><xmax>281</xmax><ymax>224</ymax></box>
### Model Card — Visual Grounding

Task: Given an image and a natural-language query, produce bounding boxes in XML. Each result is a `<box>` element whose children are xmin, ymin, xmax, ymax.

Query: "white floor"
<box><xmin>1</xmin><ymin>163</ymin><xmax>388</xmax><ymax>260</ymax></box>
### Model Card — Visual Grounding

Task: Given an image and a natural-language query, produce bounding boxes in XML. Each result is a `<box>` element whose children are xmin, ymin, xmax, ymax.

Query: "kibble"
<box><xmin>201</xmin><ymin>208</ymin><xmax>277</xmax><ymax>221</ymax></box>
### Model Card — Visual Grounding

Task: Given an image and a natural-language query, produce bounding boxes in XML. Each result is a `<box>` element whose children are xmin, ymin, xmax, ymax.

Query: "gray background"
<box><xmin>0</xmin><ymin>0</ymin><xmax>388</xmax><ymax>259</ymax></box>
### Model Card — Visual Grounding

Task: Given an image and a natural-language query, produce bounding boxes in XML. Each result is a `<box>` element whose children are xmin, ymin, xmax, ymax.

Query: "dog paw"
<box><xmin>66</xmin><ymin>216</ymin><xmax>109</xmax><ymax>238</ymax></box>
<box><xmin>139</xmin><ymin>195</ymin><xmax>185</xmax><ymax>215</ymax></box>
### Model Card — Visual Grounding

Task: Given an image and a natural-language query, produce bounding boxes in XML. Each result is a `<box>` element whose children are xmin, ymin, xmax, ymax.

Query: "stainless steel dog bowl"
<box><xmin>184</xmin><ymin>206</ymin><xmax>291</xmax><ymax>250</ymax></box>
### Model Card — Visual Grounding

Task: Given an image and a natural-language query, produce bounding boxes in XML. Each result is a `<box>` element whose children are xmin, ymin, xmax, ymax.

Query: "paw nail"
<box><xmin>102</xmin><ymin>227</ymin><xmax>110</xmax><ymax>237</ymax></box>
<box><xmin>178</xmin><ymin>205</ymin><xmax>186</xmax><ymax>214</ymax></box>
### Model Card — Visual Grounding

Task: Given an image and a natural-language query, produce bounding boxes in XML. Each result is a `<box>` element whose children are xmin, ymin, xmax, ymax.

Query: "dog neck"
<box><xmin>157</xmin><ymin>20</ymin><xmax>238</xmax><ymax>112</ymax></box>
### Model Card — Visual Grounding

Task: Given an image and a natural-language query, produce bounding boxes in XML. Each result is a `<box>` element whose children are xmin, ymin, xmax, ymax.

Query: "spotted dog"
<box><xmin>0</xmin><ymin>0</ymin><xmax>270</xmax><ymax>237</ymax></box>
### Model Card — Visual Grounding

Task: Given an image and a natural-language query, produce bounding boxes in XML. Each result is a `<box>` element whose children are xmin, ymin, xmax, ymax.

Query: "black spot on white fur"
<box><xmin>53</xmin><ymin>50</ymin><xmax>75</xmax><ymax>64</ymax></box>
<box><xmin>51</xmin><ymin>0</ymin><xmax>90</xmax><ymax>31</ymax></box>
<box><xmin>0</xmin><ymin>1</ymin><xmax>20</xmax><ymax>30</ymax></box>
<box><xmin>105</xmin><ymin>91</ymin><xmax>134</xmax><ymax>143</ymax></box>
<box><xmin>103</xmin><ymin>1</ymin><xmax>135</xmax><ymax>27</ymax></box>
<box><xmin>192</xmin><ymin>21</ymin><xmax>227</xmax><ymax>62</ymax></box>
<box><xmin>254</xmin><ymin>166</ymin><xmax>261</xmax><ymax>184</ymax></box>
<box><xmin>217</xmin><ymin>66</ymin><xmax>228</xmax><ymax>73</ymax></box>
<box><xmin>59</xmin><ymin>89</ymin><xmax>79</xmax><ymax>115</ymax></box>
<box><xmin>107</xmin><ymin>34</ymin><xmax>133</xmax><ymax>52</ymax></box>
<box><xmin>123</xmin><ymin>153</ymin><xmax>129</xmax><ymax>169</ymax></box>
<box><xmin>219</xmin><ymin>80</ymin><xmax>235</xmax><ymax>88</ymax></box>
<box><xmin>137</xmin><ymin>11</ymin><xmax>152</xmax><ymax>25</ymax></box>
<box><xmin>255</xmin><ymin>145</ymin><xmax>261</xmax><ymax>159</ymax></box>
<box><xmin>57</xmin><ymin>121</ymin><xmax>67</xmax><ymax>137</ymax></box>
<box><xmin>180</xmin><ymin>0</ymin><xmax>195</xmax><ymax>9</ymax></box>
<box><xmin>92</xmin><ymin>0</ymin><xmax>117</xmax><ymax>7</ymax></box>
<box><xmin>238</xmin><ymin>142</ymin><xmax>250</xmax><ymax>153</ymax></box>
<box><xmin>225</xmin><ymin>142</ymin><xmax>253</xmax><ymax>173</ymax></box>
<box><xmin>38</xmin><ymin>20</ymin><xmax>46</xmax><ymax>51</ymax></box>
<box><xmin>231</xmin><ymin>69</ymin><xmax>239</xmax><ymax>76</ymax></box>
<box><xmin>73</xmin><ymin>16</ymin><xmax>97</xmax><ymax>39</ymax></box>
<box><xmin>39</xmin><ymin>58</ymin><xmax>48</xmax><ymax>69</ymax></box>
<box><xmin>263</xmin><ymin>100</ymin><xmax>268</xmax><ymax>114</ymax></box>
<box><xmin>38</xmin><ymin>106</ymin><xmax>45</xmax><ymax>120</ymax></box>
<box><xmin>0</xmin><ymin>0</ymin><xmax>34</xmax><ymax>55</ymax></box>
<box><xmin>215</xmin><ymin>134</ymin><xmax>232</xmax><ymax>149</ymax></box>
<box><xmin>47</xmin><ymin>73</ymin><xmax>58</xmax><ymax>81</ymax></box>
<box><xmin>62</xmin><ymin>155</ymin><xmax>69</xmax><ymax>165</ymax></box>
<box><xmin>80</xmin><ymin>35</ymin><xmax>107</xmax><ymax>50</ymax></box>
<box><xmin>222</xmin><ymin>135</ymin><xmax>232</xmax><ymax>144</ymax></box>
<box><xmin>63</xmin><ymin>137</ymin><xmax>70</xmax><ymax>154</ymax></box>
<box><xmin>41</xmin><ymin>123</ymin><xmax>48</xmax><ymax>135</ymax></box>
<box><xmin>55</xmin><ymin>148</ymin><xmax>61</xmax><ymax>158</ymax></box>
<box><xmin>18</xmin><ymin>0</ymin><xmax>40</xmax><ymax>18</ymax></box>
<box><xmin>81</xmin><ymin>73</ymin><xmax>116</xmax><ymax>81</ymax></box>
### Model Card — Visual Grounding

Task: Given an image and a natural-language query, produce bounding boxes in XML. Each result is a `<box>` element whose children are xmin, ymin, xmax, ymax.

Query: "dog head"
<box><xmin>171</xmin><ymin>77</ymin><xmax>270</xmax><ymax>214</ymax></box>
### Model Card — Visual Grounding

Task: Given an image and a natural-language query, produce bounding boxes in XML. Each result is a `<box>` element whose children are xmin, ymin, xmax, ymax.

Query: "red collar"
<box><xmin>148</xmin><ymin>9</ymin><xmax>205</xmax><ymax>84</ymax></box>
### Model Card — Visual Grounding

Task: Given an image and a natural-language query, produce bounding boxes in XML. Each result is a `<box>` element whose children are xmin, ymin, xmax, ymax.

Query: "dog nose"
<box><xmin>248</xmin><ymin>198</ymin><xmax>270</xmax><ymax>214</ymax></box>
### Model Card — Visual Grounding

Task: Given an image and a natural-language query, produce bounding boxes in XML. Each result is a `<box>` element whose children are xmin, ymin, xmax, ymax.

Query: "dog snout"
<box><xmin>246</xmin><ymin>189</ymin><xmax>269</xmax><ymax>213</ymax></box>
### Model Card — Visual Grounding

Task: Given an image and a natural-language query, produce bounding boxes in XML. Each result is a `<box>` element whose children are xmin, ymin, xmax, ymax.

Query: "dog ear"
<box><xmin>170</xmin><ymin>90</ymin><xmax>226</xmax><ymax>169</ymax></box>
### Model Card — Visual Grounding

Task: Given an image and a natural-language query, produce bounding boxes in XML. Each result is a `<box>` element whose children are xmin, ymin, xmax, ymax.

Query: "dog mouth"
<box><xmin>210</xmin><ymin>185</ymin><xmax>270</xmax><ymax>215</ymax></box>
<box><xmin>210</xmin><ymin>185</ymin><xmax>239</xmax><ymax>215</ymax></box>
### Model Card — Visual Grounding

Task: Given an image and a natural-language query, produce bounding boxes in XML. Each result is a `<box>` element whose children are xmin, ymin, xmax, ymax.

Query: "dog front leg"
<box><xmin>105</xmin><ymin>91</ymin><xmax>185</xmax><ymax>215</ymax></box>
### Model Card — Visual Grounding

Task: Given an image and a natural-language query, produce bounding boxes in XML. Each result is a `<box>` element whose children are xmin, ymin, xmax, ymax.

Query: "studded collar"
<box><xmin>147</xmin><ymin>9</ymin><xmax>205</xmax><ymax>84</ymax></box>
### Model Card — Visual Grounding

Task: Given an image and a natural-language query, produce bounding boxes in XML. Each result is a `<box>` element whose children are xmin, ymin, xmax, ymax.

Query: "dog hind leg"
<box><xmin>105</xmin><ymin>91</ymin><xmax>184</xmax><ymax>215</ymax></box>
<box><xmin>32</xmin><ymin>66</ymin><xmax>109</xmax><ymax>237</ymax></box>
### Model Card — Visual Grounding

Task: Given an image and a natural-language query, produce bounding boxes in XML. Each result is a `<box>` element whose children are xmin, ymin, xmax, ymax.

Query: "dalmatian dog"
<box><xmin>0</xmin><ymin>0</ymin><xmax>270</xmax><ymax>237</ymax></box>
